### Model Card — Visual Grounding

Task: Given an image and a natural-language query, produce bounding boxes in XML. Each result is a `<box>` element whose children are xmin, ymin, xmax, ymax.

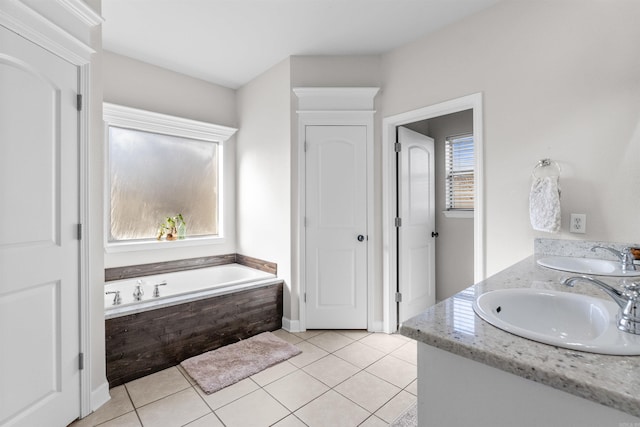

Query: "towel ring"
<box><xmin>532</xmin><ymin>158</ymin><xmax>561</xmax><ymax>178</ymax></box>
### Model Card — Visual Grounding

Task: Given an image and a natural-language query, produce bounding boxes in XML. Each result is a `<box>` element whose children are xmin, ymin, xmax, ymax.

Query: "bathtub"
<box><xmin>104</xmin><ymin>263</ymin><xmax>278</xmax><ymax>319</ymax></box>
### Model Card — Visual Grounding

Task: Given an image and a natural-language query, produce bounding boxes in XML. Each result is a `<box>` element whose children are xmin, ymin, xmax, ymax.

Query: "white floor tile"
<box><xmin>251</xmin><ymin>360</ymin><xmax>298</xmax><ymax>387</ymax></box>
<box><xmin>184</xmin><ymin>412</ymin><xmax>225</xmax><ymax>427</ymax></box>
<box><xmin>215</xmin><ymin>389</ymin><xmax>290</xmax><ymax>427</ymax></box>
<box><xmin>264</xmin><ymin>370</ymin><xmax>330</xmax><ymax>411</ymax></box>
<box><xmin>390</xmin><ymin>341</ymin><xmax>417</xmax><ymax>365</ymax></box>
<box><xmin>307</xmin><ymin>331</ymin><xmax>354</xmax><ymax>353</ymax></box>
<box><xmin>125</xmin><ymin>367</ymin><xmax>191</xmax><ymax>408</ymax></box>
<box><xmin>136</xmin><ymin>388</ymin><xmax>211</xmax><ymax>427</ymax></box>
<box><xmin>288</xmin><ymin>341</ymin><xmax>329</xmax><ymax>368</ymax></box>
<box><xmin>271</xmin><ymin>414</ymin><xmax>308</xmax><ymax>427</ymax></box>
<box><xmin>272</xmin><ymin>329</ymin><xmax>305</xmax><ymax>345</ymax></box>
<box><xmin>334</xmin><ymin>371</ymin><xmax>401</xmax><ymax>413</ymax></box>
<box><xmin>360</xmin><ymin>333</ymin><xmax>407</xmax><ymax>354</ymax></box>
<box><xmin>333</xmin><ymin>341</ymin><xmax>386</xmax><ymax>369</ymax></box>
<box><xmin>365</xmin><ymin>355</ymin><xmax>416</xmax><ymax>389</ymax></box>
<box><xmin>295</xmin><ymin>390</ymin><xmax>369</xmax><ymax>427</ymax></box>
<box><xmin>359</xmin><ymin>414</ymin><xmax>389</xmax><ymax>427</ymax></box>
<box><xmin>303</xmin><ymin>354</ymin><xmax>360</xmax><ymax>387</ymax></box>
<box><xmin>97</xmin><ymin>411</ymin><xmax>141</xmax><ymax>427</ymax></box>
<box><xmin>196</xmin><ymin>377</ymin><xmax>259</xmax><ymax>410</ymax></box>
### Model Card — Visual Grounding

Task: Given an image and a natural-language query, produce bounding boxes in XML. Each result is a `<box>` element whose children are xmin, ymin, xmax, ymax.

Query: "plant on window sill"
<box><xmin>157</xmin><ymin>214</ymin><xmax>186</xmax><ymax>241</ymax></box>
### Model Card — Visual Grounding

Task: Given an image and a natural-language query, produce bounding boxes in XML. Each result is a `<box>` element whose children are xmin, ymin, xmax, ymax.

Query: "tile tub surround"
<box><xmin>400</xmin><ymin>256</ymin><xmax>640</xmax><ymax>419</ymax></box>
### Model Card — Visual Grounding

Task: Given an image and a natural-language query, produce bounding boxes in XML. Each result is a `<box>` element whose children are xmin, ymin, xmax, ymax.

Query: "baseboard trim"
<box><xmin>282</xmin><ymin>317</ymin><xmax>301</xmax><ymax>333</ymax></box>
<box><xmin>368</xmin><ymin>320</ymin><xmax>384</xmax><ymax>333</ymax></box>
<box><xmin>91</xmin><ymin>381</ymin><xmax>111</xmax><ymax>412</ymax></box>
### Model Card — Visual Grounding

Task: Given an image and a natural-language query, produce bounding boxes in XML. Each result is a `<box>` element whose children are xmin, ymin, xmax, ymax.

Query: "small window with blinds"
<box><xmin>445</xmin><ymin>133</ymin><xmax>474</xmax><ymax>217</ymax></box>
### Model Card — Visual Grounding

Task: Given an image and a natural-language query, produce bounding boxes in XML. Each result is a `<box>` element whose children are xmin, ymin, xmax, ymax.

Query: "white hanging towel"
<box><xmin>529</xmin><ymin>176</ymin><xmax>561</xmax><ymax>233</ymax></box>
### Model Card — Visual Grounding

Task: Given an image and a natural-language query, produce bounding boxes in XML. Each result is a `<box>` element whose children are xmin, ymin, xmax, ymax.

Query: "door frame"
<box><xmin>382</xmin><ymin>93</ymin><xmax>485</xmax><ymax>333</ymax></box>
<box><xmin>294</xmin><ymin>87</ymin><xmax>379</xmax><ymax>332</ymax></box>
<box><xmin>0</xmin><ymin>1</ymin><xmax>104</xmax><ymax>418</ymax></box>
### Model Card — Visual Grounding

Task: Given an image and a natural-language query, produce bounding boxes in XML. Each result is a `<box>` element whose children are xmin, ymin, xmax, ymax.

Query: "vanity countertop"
<box><xmin>400</xmin><ymin>255</ymin><xmax>640</xmax><ymax>418</ymax></box>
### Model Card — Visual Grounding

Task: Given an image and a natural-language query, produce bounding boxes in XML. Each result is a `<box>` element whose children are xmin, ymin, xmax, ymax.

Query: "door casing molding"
<box><xmin>382</xmin><ymin>93</ymin><xmax>485</xmax><ymax>333</ymax></box>
<box><xmin>293</xmin><ymin>87</ymin><xmax>379</xmax><ymax>332</ymax></box>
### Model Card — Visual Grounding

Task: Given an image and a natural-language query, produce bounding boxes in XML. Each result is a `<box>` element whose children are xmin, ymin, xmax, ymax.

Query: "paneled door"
<box><xmin>305</xmin><ymin>125</ymin><xmax>368</xmax><ymax>329</ymax></box>
<box><xmin>397</xmin><ymin>126</ymin><xmax>436</xmax><ymax>323</ymax></box>
<box><xmin>0</xmin><ymin>26</ymin><xmax>81</xmax><ymax>426</ymax></box>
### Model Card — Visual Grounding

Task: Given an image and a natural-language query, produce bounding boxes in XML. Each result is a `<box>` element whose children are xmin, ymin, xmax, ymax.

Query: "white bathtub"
<box><xmin>104</xmin><ymin>263</ymin><xmax>278</xmax><ymax>319</ymax></box>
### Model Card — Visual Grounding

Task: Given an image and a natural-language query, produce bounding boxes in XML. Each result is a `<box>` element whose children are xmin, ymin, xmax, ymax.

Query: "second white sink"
<box><xmin>537</xmin><ymin>256</ymin><xmax>640</xmax><ymax>277</ymax></box>
<box><xmin>473</xmin><ymin>288</ymin><xmax>640</xmax><ymax>355</ymax></box>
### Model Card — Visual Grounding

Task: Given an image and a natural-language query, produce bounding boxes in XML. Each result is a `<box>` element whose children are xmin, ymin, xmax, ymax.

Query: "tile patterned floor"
<box><xmin>70</xmin><ymin>330</ymin><xmax>416</xmax><ymax>427</ymax></box>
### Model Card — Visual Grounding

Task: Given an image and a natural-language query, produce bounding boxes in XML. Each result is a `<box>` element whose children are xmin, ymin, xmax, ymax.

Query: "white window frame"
<box><xmin>103</xmin><ymin>103</ymin><xmax>237</xmax><ymax>253</ymax></box>
<box><xmin>443</xmin><ymin>133</ymin><xmax>474</xmax><ymax>219</ymax></box>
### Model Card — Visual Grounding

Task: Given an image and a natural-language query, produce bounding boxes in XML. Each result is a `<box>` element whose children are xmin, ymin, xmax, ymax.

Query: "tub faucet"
<box><xmin>133</xmin><ymin>280</ymin><xmax>144</xmax><ymax>301</ymax></box>
<box><xmin>105</xmin><ymin>290</ymin><xmax>121</xmax><ymax>305</ymax></box>
<box><xmin>153</xmin><ymin>281</ymin><xmax>167</xmax><ymax>298</ymax></box>
<box><xmin>591</xmin><ymin>245</ymin><xmax>636</xmax><ymax>272</ymax></box>
<box><xmin>562</xmin><ymin>275</ymin><xmax>640</xmax><ymax>335</ymax></box>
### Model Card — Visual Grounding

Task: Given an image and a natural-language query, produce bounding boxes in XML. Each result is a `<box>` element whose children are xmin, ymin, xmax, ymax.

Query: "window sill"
<box><xmin>442</xmin><ymin>210</ymin><xmax>474</xmax><ymax>219</ymax></box>
<box><xmin>105</xmin><ymin>236</ymin><xmax>226</xmax><ymax>253</ymax></box>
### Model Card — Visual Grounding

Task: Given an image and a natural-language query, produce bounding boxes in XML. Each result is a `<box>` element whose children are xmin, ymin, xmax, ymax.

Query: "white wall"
<box><xmin>236</xmin><ymin>58</ymin><xmax>293</xmax><ymax>321</ymax></box>
<box><xmin>382</xmin><ymin>0</ymin><xmax>640</xmax><ymax>276</ymax></box>
<box><xmin>102</xmin><ymin>52</ymin><xmax>238</xmax><ymax>267</ymax></box>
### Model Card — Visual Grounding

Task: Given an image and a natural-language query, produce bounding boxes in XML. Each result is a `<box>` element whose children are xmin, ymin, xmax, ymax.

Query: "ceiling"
<box><xmin>102</xmin><ymin>0</ymin><xmax>500</xmax><ymax>89</ymax></box>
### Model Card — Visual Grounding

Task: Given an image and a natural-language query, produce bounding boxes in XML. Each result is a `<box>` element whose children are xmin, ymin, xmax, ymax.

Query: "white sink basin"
<box><xmin>537</xmin><ymin>256</ymin><xmax>640</xmax><ymax>277</ymax></box>
<box><xmin>473</xmin><ymin>288</ymin><xmax>640</xmax><ymax>355</ymax></box>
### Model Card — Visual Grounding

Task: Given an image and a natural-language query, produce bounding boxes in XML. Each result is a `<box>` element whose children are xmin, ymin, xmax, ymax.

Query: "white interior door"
<box><xmin>0</xmin><ymin>26</ymin><xmax>80</xmax><ymax>426</ymax></box>
<box><xmin>398</xmin><ymin>126</ymin><xmax>436</xmax><ymax>323</ymax></box>
<box><xmin>305</xmin><ymin>125</ymin><xmax>368</xmax><ymax>329</ymax></box>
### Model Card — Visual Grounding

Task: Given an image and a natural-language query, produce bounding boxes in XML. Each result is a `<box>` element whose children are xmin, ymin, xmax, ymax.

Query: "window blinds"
<box><xmin>445</xmin><ymin>134</ymin><xmax>474</xmax><ymax>210</ymax></box>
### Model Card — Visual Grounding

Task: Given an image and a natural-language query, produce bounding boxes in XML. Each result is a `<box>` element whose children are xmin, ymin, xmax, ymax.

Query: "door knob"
<box><xmin>431</xmin><ymin>231</ymin><xmax>439</xmax><ymax>238</ymax></box>
<box><xmin>357</xmin><ymin>235</ymin><xmax>365</xmax><ymax>242</ymax></box>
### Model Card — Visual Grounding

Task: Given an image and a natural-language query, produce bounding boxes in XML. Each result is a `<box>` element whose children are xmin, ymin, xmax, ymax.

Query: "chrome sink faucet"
<box><xmin>133</xmin><ymin>280</ymin><xmax>144</xmax><ymax>301</ymax></box>
<box><xmin>591</xmin><ymin>245</ymin><xmax>637</xmax><ymax>272</ymax></box>
<box><xmin>562</xmin><ymin>275</ymin><xmax>640</xmax><ymax>335</ymax></box>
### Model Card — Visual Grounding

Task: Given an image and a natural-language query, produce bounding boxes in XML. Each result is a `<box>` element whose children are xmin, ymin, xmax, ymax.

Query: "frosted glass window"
<box><xmin>108</xmin><ymin>126</ymin><xmax>218</xmax><ymax>241</ymax></box>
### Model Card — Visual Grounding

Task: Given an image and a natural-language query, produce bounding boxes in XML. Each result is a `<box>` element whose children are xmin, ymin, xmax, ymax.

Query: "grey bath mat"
<box><xmin>180</xmin><ymin>331</ymin><xmax>301</xmax><ymax>394</ymax></box>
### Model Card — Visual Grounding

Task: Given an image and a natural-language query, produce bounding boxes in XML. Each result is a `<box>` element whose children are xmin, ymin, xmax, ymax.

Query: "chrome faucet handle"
<box><xmin>622</xmin><ymin>280</ymin><xmax>640</xmax><ymax>300</ymax></box>
<box><xmin>620</xmin><ymin>247</ymin><xmax>637</xmax><ymax>272</ymax></box>
<box><xmin>133</xmin><ymin>280</ymin><xmax>144</xmax><ymax>301</ymax></box>
<box><xmin>105</xmin><ymin>290</ymin><xmax>121</xmax><ymax>305</ymax></box>
<box><xmin>153</xmin><ymin>281</ymin><xmax>167</xmax><ymax>298</ymax></box>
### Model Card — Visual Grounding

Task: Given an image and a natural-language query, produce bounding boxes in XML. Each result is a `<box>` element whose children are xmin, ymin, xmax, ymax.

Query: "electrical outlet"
<box><xmin>570</xmin><ymin>213</ymin><xmax>586</xmax><ymax>234</ymax></box>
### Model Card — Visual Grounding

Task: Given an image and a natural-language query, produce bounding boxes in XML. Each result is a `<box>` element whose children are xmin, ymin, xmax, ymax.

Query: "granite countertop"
<box><xmin>400</xmin><ymin>255</ymin><xmax>640</xmax><ymax>418</ymax></box>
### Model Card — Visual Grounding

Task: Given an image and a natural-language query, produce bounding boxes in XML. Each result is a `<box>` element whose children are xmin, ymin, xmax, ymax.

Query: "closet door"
<box><xmin>0</xmin><ymin>25</ymin><xmax>81</xmax><ymax>426</ymax></box>
<box><xmin>305</xmin><ymin>125</ymin><xmax>368</xmax><ymax>329</ymax></box>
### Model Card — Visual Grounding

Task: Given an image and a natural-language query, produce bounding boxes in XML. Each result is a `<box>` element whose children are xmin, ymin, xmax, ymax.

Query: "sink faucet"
<box><xmin>562</xmin><ymin>275</ymin><xmax>640</xmax><ymax>335</ymax></box>
<box><xmin>133</xmin><ymin>280</ymin><xmax>144</xmax><ymax>301</ymax></box>
<box><xmin>591</xmin><ymin>245</ymin><xmax>637</xmax><ymax>272</ymax></box>
<box><xmin>153</xmin><ymin>281</ymin><xmax>167</xmax><ymax>298</ymax></box>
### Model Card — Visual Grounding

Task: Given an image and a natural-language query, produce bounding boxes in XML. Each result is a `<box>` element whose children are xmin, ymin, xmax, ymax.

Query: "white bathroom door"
<box><xmin>305</xmin><ymin>125</ymin><xmax>368</xmax><ymax>329</ymax></box>
<box><xmin>397</xmin><ymin>127</ymin><xmax>436</xmax><ymax>323</ymax></box>
<box><xmin>0</xmin><ymin>26</ymin><xmax>81</xmax><ymax>426</ymax></box>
